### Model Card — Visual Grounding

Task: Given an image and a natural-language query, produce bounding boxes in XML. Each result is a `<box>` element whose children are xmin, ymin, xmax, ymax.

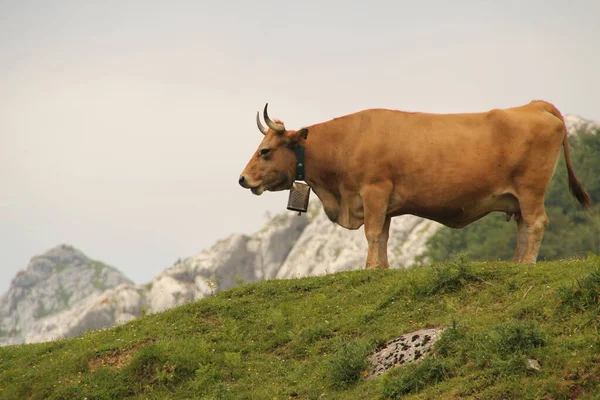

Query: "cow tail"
<box><xmin>562</xmin><ymin>133</ymin><xmax>592</xmax><ymax>210</ymax></box>
<box><xmin>539</xmin><ymin>101</ymin><xmax>593</xmax><ymax>210</ymax></box>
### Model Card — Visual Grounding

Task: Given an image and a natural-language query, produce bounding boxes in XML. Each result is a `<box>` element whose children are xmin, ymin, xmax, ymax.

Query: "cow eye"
<box><xmin>260</xmin><ymin>148</ymin><xmax>271</xmax><ymax>156</ymax></box>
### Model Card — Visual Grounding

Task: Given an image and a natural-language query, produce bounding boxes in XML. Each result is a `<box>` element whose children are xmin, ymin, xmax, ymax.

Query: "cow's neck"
<box><xmin>301</xmin><ymin>136</ymin><xmax>326</xmax><ymax>188</ymax></box>
<box><xmin>301</xmin><ymin>134</ymin><xmax>343</xmax><ymax>223</ymax></box>
<box><xmin>292</xmin><ymin>146</ymin><xmax>306</xmax><ymax>181</ymax></box>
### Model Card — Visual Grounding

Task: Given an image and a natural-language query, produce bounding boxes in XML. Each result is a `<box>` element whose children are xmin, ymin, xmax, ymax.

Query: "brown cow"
<box><xmin>239</xmin><ymin>101</ymin><xmax>592</xmax><ymax>268</ymax></box>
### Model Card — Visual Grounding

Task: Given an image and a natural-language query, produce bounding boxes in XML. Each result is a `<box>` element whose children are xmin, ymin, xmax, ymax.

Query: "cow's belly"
<box><xmin>317</xmin><ymin>185</ymin><xmax>521</xmax><ymax>231</ymax></box>
<box><xmin>403</xmin><ymin>191</ymin><xmax>521</xmax><ymax>229</ymax></box>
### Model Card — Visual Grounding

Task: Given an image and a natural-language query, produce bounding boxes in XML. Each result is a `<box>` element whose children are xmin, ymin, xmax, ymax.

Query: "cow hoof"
<box><xmin>366</xmin><ymin>263</ymin><xmax>388</xmax><ymax>270</ymax></box>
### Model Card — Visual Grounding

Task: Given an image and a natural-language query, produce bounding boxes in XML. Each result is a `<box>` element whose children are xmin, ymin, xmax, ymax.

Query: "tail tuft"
<box><xmin>567</xmin><ymin>168</ymin><xmax>593</xmax><ymax>210</ymax></box>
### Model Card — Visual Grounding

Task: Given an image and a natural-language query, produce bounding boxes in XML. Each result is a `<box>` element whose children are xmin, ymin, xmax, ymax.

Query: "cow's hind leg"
<box><xmin>514</xmin><ymin>146</ymin><xmax>558</xmax><ymax>263</ymax></box>
<box><xmin>361</xmin><ymin>185</ymin><xmax>392</xmax><ymax>270</ymax></box>
<box><xmin>512</xmin><ymin>215</ymin><xmax>527</xmax><ymax>263</ymax></box>
<box><xmin>517</xmin><ymin>196</ymin><xmax>549</xmax><ymax>264</ymax></box>
<box><xmin>377</xmin><ymin>216</ymin><xmax>392</xmax><ymax>269</ymax></box>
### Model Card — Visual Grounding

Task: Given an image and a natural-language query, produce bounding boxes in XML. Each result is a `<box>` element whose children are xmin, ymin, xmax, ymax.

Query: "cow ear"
<box><xmin>287</xmin><ymin>128</ymin><xmax>308</xmax><ymax>143</ymax></box>
<box><xmin>297</xmin><ymin>128</ymin><xmax>308</xmax><ymax>140</ymax></box>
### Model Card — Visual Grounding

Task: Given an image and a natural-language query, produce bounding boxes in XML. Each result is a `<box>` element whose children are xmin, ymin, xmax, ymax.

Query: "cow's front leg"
<box><xmin>361</xmin><ymin>185</ymin><xmax>391</xmax><ymax>270</ymax></box>
<box><xmin>512</xmin><ymin>215</ymin><xmax>527</xmax><ymax>263</ymax></box>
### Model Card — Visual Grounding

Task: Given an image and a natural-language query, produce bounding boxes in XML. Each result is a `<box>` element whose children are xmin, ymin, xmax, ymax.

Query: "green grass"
<box><xmin>1</xmin><ymin>256</ymin><xmax>600</xmax><ymax>399</ymax></box>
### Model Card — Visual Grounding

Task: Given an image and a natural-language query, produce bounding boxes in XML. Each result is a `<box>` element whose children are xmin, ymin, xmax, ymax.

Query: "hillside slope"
<box><xmin>1</xmin><ymin>256</ymin><xmax>599</xmax><ymax>399</ymax></box>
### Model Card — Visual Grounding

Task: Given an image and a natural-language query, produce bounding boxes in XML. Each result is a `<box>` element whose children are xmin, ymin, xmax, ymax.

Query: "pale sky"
<box><xmin>1</xmin><ymin>0</ymin><xmax>599</xmax><ymax>294</ymax></box>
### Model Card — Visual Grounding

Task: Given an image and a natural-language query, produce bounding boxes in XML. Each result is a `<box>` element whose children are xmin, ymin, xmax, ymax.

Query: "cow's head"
<box><xmin>238</xmin><ymin>104</ymin><xmax>308</xmax><ymax>195</ymax></box>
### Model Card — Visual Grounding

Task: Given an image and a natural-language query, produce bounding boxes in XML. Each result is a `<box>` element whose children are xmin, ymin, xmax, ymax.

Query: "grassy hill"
<box><xmin>1</xmin><ymin>255</ymin><xmax>600</xmax><ymax>399</ymax></box>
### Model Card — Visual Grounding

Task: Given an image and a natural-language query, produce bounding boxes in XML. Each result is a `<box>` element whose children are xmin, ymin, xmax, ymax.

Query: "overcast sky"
<box><xmin>1</xmin><ymin>0</ymin><xmax>599</xmax><ymax>294</ymax></box>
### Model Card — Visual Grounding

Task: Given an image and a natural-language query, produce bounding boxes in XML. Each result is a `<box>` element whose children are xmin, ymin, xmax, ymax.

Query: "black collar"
<box><xmin>293</xmin><ymin>145</ymin><xmax>305</xmax><ymax>181</ymax></box>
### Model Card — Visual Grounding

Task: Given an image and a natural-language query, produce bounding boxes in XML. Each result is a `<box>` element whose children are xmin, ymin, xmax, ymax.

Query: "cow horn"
<box><xmin>263</xmin><ymin>103</ymin><xmax>285</xmax><ymax>132</ymax></box>
<box><xmin>256</xmin><ymin>111</ymin><xmax>268</xmax><ymax>135</ymax></box>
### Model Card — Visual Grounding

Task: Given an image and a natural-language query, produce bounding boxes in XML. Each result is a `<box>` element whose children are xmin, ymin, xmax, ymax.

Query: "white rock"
<box><xmin>565</xmin><ymin>114</ymin><xmax>600</xmax><ymax>136</ymax></box>
<box><xmin>149</xmin><ymin>275</ymin><xmax>196</xmax><ymax>313</ymax></box>
<box><xmin>526</xmin><ymin>358</ymin><xmax>541</xmax><ymax>371</ymax></box>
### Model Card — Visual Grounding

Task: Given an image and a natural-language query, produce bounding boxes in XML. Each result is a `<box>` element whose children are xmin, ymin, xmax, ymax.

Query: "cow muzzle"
<box><xmin>238</xmin><ymin>175</ymin><xmax>265</xmax><ymax>195</ymax></box>
<box><xmin>238</xmin><ymin>175</ymin><xmax>249</xmax><ymax>188</ymax></box>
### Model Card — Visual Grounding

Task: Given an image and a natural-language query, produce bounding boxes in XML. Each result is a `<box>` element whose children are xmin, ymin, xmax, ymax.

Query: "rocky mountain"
<box><xmin>1</xmin><ymin>113</ymin><xmax>597</xmax><ymax>347</ymax></box>
<box><xmin>0</xmin><ymin>245</ymin><xmax>132</xmax><ymax>346</ymax></box>
<box><xmin>146</xmin><ymin>208</ymin><xmax>308</xmax><ymax>313</ymax></box>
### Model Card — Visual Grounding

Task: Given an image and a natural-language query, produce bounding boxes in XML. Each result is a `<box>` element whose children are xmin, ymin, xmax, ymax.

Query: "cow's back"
<box><xmin>316</xmin><ymin>104</ymin><xmax>563</xmax><ymax>222</ymax></box>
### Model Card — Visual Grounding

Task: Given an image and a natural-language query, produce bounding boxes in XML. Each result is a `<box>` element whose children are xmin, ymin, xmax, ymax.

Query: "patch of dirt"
<box><xmin>367</xmin><ymin>327</ymin><xmax>445</xmax><ymax>378</ymax></box>
<box><xmin>88</xmin><ymin>340</ymin><xmax>154</xmax><ymax>372</ymax></box>
<box><xmin>203</xmin><ymin>315</ymin><xmax>224</xmax><ymax>328</ymax></box>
